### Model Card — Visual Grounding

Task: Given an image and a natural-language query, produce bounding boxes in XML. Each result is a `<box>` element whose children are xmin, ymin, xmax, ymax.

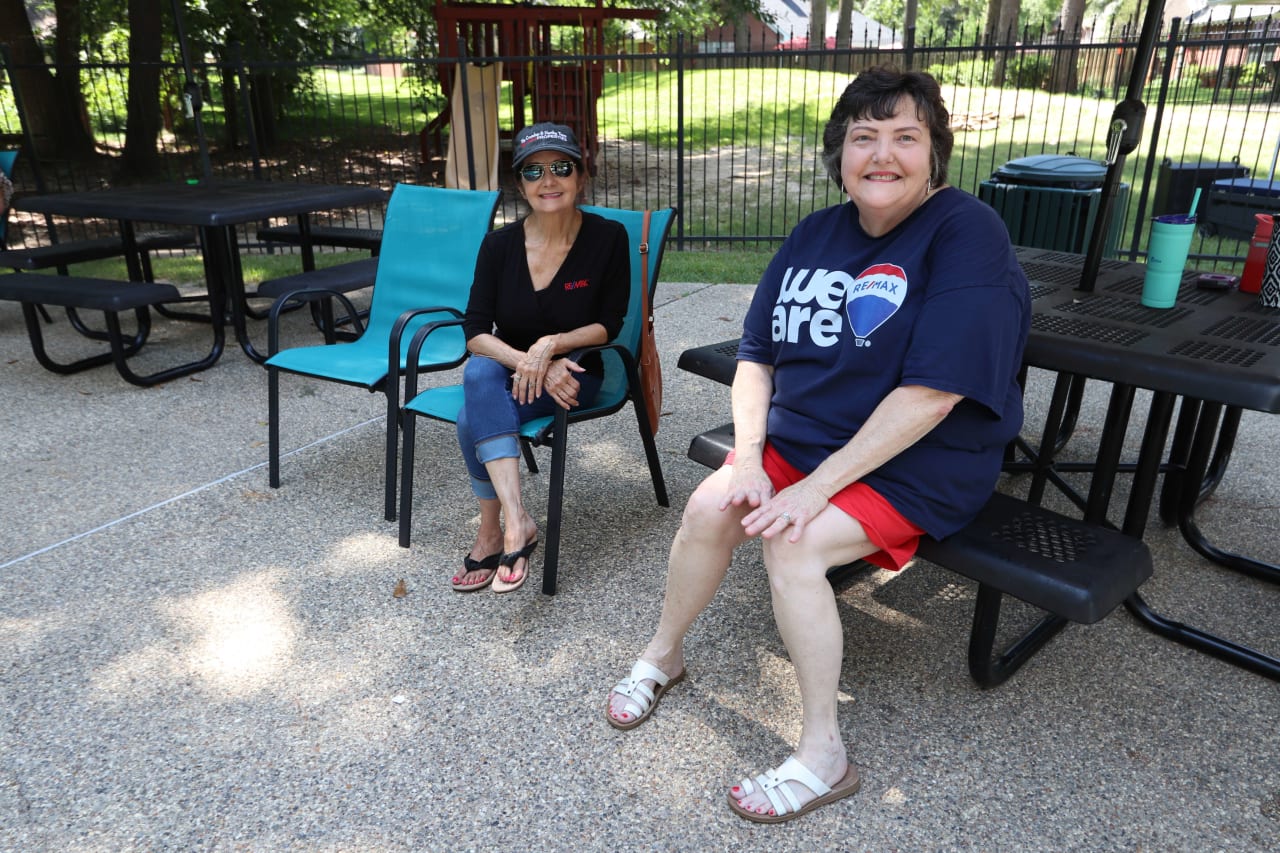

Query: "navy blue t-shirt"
<box><xmin>737</xmin><ymin>189</ymin><xmax>1030</xmax><ymax>538</ymax></box>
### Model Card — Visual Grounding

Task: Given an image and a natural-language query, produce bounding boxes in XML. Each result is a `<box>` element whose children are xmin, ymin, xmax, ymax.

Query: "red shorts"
<box><xmin>724</xmin><ymin>443</ymin><xmax>924</xmax><ymax>571</ymax></box>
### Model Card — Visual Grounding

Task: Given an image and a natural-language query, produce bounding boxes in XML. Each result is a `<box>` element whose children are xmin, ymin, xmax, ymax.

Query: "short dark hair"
<box><xmin>821</xmin><ymin>66</ymin><xmax>954</xmax><ymax>190</ymax></box>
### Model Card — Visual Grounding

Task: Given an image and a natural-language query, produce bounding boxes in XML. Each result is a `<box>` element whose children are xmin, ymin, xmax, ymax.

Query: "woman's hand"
<box><xmin>742</xmin><ymin>479</ymin><xmax>830</xmax><ymax>542</ymax></box>
<box><xmin>543</xmin><ymin>358</ymin><xmax>585</xmax><ymax>410</ymax></box>
<box><xmin>718</xmin><ymin>458</ymin><xmax>774</xmax><ymax>512</ymax></box>
<box><xmin>511</xmin><ymin>335</ymin><xmax>559</xmax><ymax>404</ymax></box>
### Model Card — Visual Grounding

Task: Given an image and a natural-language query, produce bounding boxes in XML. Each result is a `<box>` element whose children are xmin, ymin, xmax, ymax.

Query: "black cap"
<box><xmin>512</xmin><ymin>123</ymin><xmax>583</xmax><ymax>168</ymax></box>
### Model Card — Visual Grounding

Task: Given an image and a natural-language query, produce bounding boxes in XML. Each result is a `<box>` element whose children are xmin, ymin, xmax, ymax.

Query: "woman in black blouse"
<box><xmin>453</xmin><ymin>123</ymin><xmax>631</xmax><ymax>594</ymax></box>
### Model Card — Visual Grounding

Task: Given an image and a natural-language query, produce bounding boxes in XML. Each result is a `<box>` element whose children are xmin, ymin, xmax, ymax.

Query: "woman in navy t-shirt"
<box><xmin>452</xmin><ymin>123</ymin><xmax>630</xmax><ymax>595</ymax></box>
<box><xmin>606</xmin><ymin>67</ymin><xmax>1030</xmax><ymax>824</ymax></box>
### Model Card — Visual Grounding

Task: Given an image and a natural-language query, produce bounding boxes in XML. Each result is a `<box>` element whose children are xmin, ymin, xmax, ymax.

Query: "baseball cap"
<box><xmin>511</xmin><ymin>122</ymin><xmax>583</xmax><ymax>168</ymax></box>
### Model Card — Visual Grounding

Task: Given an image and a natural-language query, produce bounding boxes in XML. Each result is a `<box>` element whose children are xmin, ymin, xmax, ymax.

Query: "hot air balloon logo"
<box><xmin>845</xmin><ymin>263</ymin><xmax>908</xmax><ymax>347</ymax></box>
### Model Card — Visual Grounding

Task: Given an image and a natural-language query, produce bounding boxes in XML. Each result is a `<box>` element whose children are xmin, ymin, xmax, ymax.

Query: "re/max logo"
<box><xmin>563</xmin><ymin>279</ymin><xmax>590</xmax><ymax>291</ymax></box>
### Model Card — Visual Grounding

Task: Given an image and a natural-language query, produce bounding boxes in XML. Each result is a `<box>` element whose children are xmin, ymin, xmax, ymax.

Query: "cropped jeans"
<box><xmin>456</xmin><ymin>354</ymin><xmax>603</xmax><ymax>499</ymax></box>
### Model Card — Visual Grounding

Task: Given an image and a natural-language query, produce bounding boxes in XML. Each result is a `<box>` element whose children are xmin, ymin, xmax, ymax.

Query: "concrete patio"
<box><xmin>1</xmin><ymin>279</ymin><xmax>1277</xmax><ymax>851</ymax></box>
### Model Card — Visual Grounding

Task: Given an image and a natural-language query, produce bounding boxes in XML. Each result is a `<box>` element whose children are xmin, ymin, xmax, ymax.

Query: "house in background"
<box><xmin>700</xmin><ymin>0</ymin><xmax>899</xmax><ymax>53</ymax></box>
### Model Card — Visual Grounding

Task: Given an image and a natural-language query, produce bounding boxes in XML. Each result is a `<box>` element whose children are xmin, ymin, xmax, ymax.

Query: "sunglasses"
<box><xmin>519</xmin><ymin>160</ymin><xmax>576</xmax><ymax>182</ymax></box>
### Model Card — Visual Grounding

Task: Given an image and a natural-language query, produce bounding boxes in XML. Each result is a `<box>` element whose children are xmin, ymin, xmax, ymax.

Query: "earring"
<box><xmin>926</xmin><ymin>177</ymin><xmax>933</xmax><ymax>195</ymax></box>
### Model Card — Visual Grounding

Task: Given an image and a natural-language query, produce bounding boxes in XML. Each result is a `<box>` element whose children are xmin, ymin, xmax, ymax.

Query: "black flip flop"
<box><xmin>493</xmin><ymin>539</ymin><xmax>538</xmax><ymax>594</ymax></box>
<box><xmin>451</xmin><ymin>551</ymin><xmax>501</xmax><ymax>592</ymax></box>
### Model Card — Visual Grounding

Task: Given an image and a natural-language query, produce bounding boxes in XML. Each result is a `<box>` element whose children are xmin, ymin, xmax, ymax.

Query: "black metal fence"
<box><xmin>4</xmin><ymin>14</ymin><xmax>1280</xmax><ymax>266</ymax></box>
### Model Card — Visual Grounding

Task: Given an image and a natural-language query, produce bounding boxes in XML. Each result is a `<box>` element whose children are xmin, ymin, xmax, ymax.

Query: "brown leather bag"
<box><xmin>636</xmin><ymin>210</ymin><xmax>662</xmax><ymax>434</ymax></box>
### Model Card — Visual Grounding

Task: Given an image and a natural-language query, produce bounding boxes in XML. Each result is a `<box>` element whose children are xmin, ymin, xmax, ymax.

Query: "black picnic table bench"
<box><xmin>0</xmin><ymin>272</ymin><xmax>221</xmax><ymax>386</ymax></box>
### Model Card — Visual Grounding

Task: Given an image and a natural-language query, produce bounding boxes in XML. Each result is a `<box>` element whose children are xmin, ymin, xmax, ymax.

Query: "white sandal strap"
<box><xmin>747</xmin><ymin>757</ymin><xmax>832</xmax><ymax>817</ymax></box>
<box><xmin>762</xmin><ymin>776</ymin><xmax>796</xmax><ymax>816</ymax></box>
<box><xmin>626</xmin><ymin>659</ymin><xmax>672</xmax><ymax>688</ymax></box>
<box><xmin>610</xmin><ymin>660</ymin><xmax>671</xmax><ymax>718</ymax></box>
<box><xmin>774</xmin><ymin>757</ymin><xmax>832</xmax><ymax>797</ymax></box>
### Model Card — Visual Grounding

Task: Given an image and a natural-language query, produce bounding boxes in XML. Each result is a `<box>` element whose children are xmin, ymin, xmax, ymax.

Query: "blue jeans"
<box><xmin>456</xmin><ymin>355</ymin><xmax>603</xmax><ymax>499</ymax></box>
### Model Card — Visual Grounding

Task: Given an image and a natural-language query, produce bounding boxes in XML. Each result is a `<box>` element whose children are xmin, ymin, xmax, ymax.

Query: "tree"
<box><xmin>986</xmin><ymin>0</ymin><xmax>1023</xmax><ymax>87</ymax></box>
<box><xmin>120</xmin><ymin>0</ymin><xmax>163</xmax><ymax>177</ymax></box>
<box><xmin>653</xmin><ymin>0</ymin><xmax>769</xmax><ymax>36</ymax></box>
<box><xmin>810</xmin><ymin>0</ymin><xmax>828</xmax><ymax>69</ymax></box>
<box><xmin>835</xmin><ymin>0</ymin><xmax>852</xmax><ymax>46</ymax></box>
<box><xmin>1049</xmin><ymin>0</ymin><xmax>1087</xmax><ymax>93</ymax></box>
<box><xmin>834</xmin><ymin>0</ymin><xmax>853</xmax><ymax>72</ymax></box>
<box><xmin>864</xmin><ymin>0</ymin><xmax>989</xmax><ymax>42</ymax></box>
<box><xmin>810</xmin><ymin>0</ymin><xmax>829</xmax><ymax>46</ymax></box>
<box><xmin>1</xmin><ymin>0</ymin><xmax>97</xmax><ymax>160</ymax></box>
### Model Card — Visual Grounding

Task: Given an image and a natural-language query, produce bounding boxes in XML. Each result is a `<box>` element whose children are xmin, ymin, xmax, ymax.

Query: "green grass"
<box><xmin>18</xmin><ymin>62</ymin><xmax>1272</xmax><ymax>274</ymax></box>
<box><xmin>64</xmin><ymin>246</ymin><xmax>770</xmax><ymax>287</ymax></box>
<box><xmin>598</xmin><ymin>66</ymin><xmax>1273</xmax><ymax>257</ymax></box>
<box><xmin>660</xmin><ymin>246</ymin><xmax>770</xmax><ymax>283</ymax></box>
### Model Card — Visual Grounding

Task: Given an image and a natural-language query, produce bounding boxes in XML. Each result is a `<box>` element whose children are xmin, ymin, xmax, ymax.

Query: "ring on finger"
<box><xmin>780</xmin><ymin>512</ymin><xmax>791</xmax><ymax>523</ymax></box>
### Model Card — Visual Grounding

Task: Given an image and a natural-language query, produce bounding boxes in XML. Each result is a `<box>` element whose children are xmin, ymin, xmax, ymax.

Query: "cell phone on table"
<box><xmin>1196</xmin><ymin>273</ymin><xmax>1238</xmax><ymax>290</ymax></box>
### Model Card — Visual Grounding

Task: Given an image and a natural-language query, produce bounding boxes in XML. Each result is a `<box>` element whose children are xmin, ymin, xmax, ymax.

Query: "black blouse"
<box><xmin>463</xmin><ymin>211</ymin><xmax>631</xmax><ymax>376</ymax></box>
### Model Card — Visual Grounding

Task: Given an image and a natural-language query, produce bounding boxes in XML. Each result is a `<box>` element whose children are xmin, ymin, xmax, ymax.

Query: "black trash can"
<box><xmin>978</xmin><ymin>154</ymin><xmax>1129</xmax><ymax>257</ymax></box>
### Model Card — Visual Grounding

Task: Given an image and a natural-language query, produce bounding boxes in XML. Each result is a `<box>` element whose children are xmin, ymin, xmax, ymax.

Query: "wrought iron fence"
<box><xmin>4</xmin><ymin>14</ymin><xmax>1280</xmax><ymax>267</ymax></box>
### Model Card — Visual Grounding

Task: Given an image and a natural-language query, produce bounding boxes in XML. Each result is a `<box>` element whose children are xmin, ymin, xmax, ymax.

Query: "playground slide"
<box><xmin>445</xmin><ymin>61</ymin><xmax>502</xmax><ymax>192</ymax></box>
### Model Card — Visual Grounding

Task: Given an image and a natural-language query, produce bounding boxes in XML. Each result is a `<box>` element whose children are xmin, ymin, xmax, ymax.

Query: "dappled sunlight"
<box><xmin>881</xmin><ymin>786</ymin><xmax>908</xmax><ymax>805</ymax></box>
<box><xmin>89</xmin><ymin>571</ymin><xmax>298</xmax><ymax>702</ymax></box>
<box><xmin>327</xmin><ymin>530</ymin><xmax>404</xmax><ymax>573</ymax></box>
<box><xmin>178</xmin><ymin>572</ymin><xmax>296</xmax><ymax>696</ymax></box>
<box><xmin>0</xmin><ymin>612</ymin><xmax>67</xmax><ymax>654</ymax></box>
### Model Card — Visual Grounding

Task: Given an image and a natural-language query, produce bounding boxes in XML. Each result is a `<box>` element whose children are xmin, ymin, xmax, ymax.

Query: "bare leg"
<box><xmin>608</xmin><ymin>465</ymin><xmax>751</xmax><ymax>724</ymax></box>
<box><xmin>486</xmin><ymin>456</ymin><xmax>538</xmax><ymax>586</ymax></box>
<box><xmin>731</xmin><ymin>506</ymin><xmax>876</xmax><ymax>817</ymax></box>
<box><xmin>453</xmin><ymin>497</ymin><xmax>504</xmax><ymax>588</ymax></box>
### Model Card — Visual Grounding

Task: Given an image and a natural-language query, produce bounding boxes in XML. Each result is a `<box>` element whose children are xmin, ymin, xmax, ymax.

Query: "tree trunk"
<box><xmin>52</xmin><ymin>0</ymin><xmax>96</xmax><ymax>159</ymax></box>
<box><xmin>0</xmin><ymin>0</ymin><xmax>94</xmax><ymax>161</ymax></box>
<box><xmin>990</xmin><ymin>0</ymin><xmax>1023</xmax><ymax>87</ymax></box>
<box><xmin>1050</xmin><ymin>0</ymin><xmax>1086</xmax><ymax>94</ymax></box>
<box><xmin>809</xmin><ymin>0</ymin><xmax>828</xmax><ymax>72</ymax></box>
<box><xmin>121</xmin><ymin>0</ymin><xmax>163</xmax><ymax>177</ymax></box>
<box><xmin>731</xmin><ymin>11</ymin><xmax>750</xmax><ymax>53</ymax></box>
<box><xmin>834</xmin><ymin>0</ymin><xmax>852</xmax><ymax>73</ymax></box>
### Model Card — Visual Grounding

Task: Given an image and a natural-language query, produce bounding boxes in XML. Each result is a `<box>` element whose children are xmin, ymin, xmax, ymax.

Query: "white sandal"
<box><xmin>605</xmin><ymin>659</ymin><xmax>685</xmax><ymax>731</ymax></box>
<box><xmin>728</xmin><ymin>756</ymin><xmax>861</xmax><ymax>824</ymax></box>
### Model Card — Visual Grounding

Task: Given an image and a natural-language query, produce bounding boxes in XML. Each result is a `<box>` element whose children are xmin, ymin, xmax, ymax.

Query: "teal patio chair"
<box><xmin>265</xmin><ymin>183</ymin><xmax>501</xmax><ymax>519</ymax></box>
<box><xmin>0</xmin><ymin>149</ymin><xmax>16</xmax><ymax>244</ymax></box>
<box><xmin>396</xmin><ymin>205</ymin><xmax>676</xmax><ymax>595</ymax></box>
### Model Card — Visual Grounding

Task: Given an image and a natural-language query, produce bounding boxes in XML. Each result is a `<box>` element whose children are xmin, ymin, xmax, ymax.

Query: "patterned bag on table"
<box><xmin>1262</xmin><ymin>214</ymin><xmax>1280</xmax><ymax>309</ymax></box>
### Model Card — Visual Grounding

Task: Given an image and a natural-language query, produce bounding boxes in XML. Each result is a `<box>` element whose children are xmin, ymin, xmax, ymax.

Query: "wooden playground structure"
<box><xmin>423</xmin><ymin>1</ymin><xmax>660</xmax><ymax>188</ymax></box>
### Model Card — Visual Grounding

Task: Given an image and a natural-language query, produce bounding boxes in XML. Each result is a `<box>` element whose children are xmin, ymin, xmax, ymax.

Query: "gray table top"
<box><xmin>14</xmin><ymin>179</ymin><xmax>387</xmax><ymax>228</ymax></box>
<box><xmin>1017</xmin><ymin>246</ymin><xmax>1280</xmax><ymax>412</ymax></box>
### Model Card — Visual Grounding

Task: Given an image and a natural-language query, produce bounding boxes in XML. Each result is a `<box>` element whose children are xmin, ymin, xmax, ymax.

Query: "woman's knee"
<box><xmin>676</xmin><ymin>474</ymin><xmax>745</xmax><ymax>543</ymax></box>
<box><xmin>761</xmin><ymin>536</ymin><xmax>842</xmax><ymax>591</ymax></box>
<box><xmin>463</xmin><ymin>354</ymin><xmax>508</xmax><ymax>391</ymax></box>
